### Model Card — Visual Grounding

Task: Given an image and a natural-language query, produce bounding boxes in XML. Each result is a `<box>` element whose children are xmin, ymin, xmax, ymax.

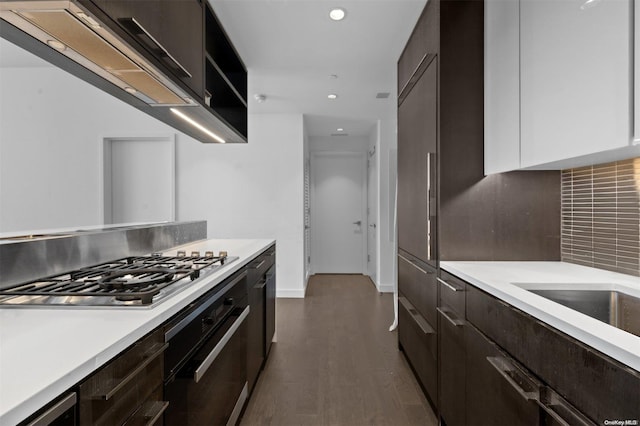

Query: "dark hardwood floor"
<box><xmin>240</xmin><ymin>274</ymin><xmax>437</xmax><ymax>426</ymax></box>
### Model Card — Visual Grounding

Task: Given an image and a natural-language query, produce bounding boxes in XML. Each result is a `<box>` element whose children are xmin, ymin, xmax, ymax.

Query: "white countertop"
<box><xmin>0</xmin><ymin>238</ymin><xmax>274</xmax><ymax>425</ymax></box>
<box><xmin>440</xmin><ymin>261</ymin><xmax>640</xmax><ymax>371</ymax></box>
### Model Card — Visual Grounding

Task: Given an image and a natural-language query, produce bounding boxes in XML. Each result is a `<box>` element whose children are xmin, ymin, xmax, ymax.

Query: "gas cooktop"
<box><xmin>0</xmin><ymin>250</ymin><xmax>237</xmax><ymax>307</ymax></box>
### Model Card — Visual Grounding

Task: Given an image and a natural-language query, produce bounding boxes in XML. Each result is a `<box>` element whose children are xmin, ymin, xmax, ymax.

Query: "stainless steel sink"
<box><xmin>513</xmin><ymin>285</ymin><xmax>640</xmax><ymax>337</ymax></box>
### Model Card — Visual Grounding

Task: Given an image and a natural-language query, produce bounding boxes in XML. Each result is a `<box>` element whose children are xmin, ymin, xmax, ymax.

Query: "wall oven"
<box><xmin>163</xmin><ymin>270</ymin><xmax>249</xmax><ymax>426</ymax></box>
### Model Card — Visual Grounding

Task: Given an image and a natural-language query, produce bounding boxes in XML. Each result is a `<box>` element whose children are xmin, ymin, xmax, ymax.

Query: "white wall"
<box><xmin>308</xmin><ymin>135</ymin><xmax>369</xmax><ymax>153</ymax></box>
<box><xmin>0</xmin><ymin>65</ymin><xmax>306</xmax><ymax>297</ymax></box>
<box><xmin>176</xmin><ymin>113</ymin><xmax>306</xmax><ymax>298</ymax></box>
<box><xmin>0</xmin><ymin>66</ymin><xmax>169</xmax><ymax>231</ymax></box>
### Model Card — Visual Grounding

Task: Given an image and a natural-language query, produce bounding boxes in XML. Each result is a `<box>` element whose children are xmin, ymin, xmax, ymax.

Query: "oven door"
<box><xmin>164</xmin><ymin>304</ymin><xmax>249</xmax><ymax>426</ymax></box>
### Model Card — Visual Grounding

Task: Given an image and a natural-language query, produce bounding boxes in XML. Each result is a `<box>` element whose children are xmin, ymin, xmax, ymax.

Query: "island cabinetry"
<box><xmin>247</xmin><ymin>244</ymin><xmax>276</xmax><ymax>394</ymax></box>
<box><xmin>78</xmin><ymin>328</ymin><xmax>167</xmax><ymax>426</ymax></box>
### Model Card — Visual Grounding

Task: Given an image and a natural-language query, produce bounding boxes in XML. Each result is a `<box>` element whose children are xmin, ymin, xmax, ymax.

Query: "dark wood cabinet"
<box><xmin>204</xmin><ymin>5</ymin><xmax>247</xmax><ymax>139</ymax></box>
<box><xmin>398</xmin><ymin>294</ymin><xmax>438</xmax><ymax>407</ymax></box>
<box><xmin>465</xmin><ymin>323</ymin><xmax>540</xmax><ymax>426</ymax></box>
<box><xmin>397</xmin><ymin>252</ymin><xmax>438</xmax><ymax>406</ymax></box>
<box><xmin>264</xmin><ymin>261</ymin><xmax>276</xmax><ymax>357</ymax></box>
<box><xmin>398</xmin><ymin>253</ymin><xmax>437</xmax><ymax>325</ymax></box>
<box><xmin>437</xmin><ymin>271</ymin><xmax>465</xmax><ymax>426</ymax></box>
<box><xmin>397</xmin><ymin>57</ymin><xmax>437</xmax><ymax>266</ymax></box>
<box><xmin>90</xmin><ymin>0</ymin><xmax>204</xmax><ymax>98</ymax></box>
<box><xmin>246</xmin><ymin>245</ymin><xmax>276</xmax><ymax>394</ymax></box>
<box><xmin>466</xmin><ymin>284</ymin><xmax>640</xmax><ymax>424</ymax></box>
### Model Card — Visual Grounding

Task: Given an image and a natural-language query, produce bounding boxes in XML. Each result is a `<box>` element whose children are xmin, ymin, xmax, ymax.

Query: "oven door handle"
<box><xmin>194</xmin><ymin>305</ymin><xmax>250</xmax><ymax>383</ymax></box>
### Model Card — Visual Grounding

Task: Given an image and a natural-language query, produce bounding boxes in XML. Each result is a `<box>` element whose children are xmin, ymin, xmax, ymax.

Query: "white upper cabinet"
<box><xmin>485</xmin><ymin>0</ymin><xmax>638</xmax><ymax>173</ymax></box>
<box><xmin>485</xmin><ymin>0</ymin><xmax>520</xmax><ymax>174</ymax></box>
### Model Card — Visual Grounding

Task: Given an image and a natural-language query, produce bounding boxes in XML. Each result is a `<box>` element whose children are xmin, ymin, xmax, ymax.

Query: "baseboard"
<box><xmin>276</xmin><ymin>288</ymin><xmax>306</xmax><ymax>298</ymax></box>
<box><xmin>377</xmin><ymin>282</ymin><xmax>394</xmax><ymax>293</ymax></box>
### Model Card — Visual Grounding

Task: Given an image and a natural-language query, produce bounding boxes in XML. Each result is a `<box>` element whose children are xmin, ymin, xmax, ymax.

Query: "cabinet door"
<box><xmin>484</xmin><ymin>0</ymin><xmax>520</xmax><ymax>174</ymax></box>
<box><xmin>92</xmin><ymin>0</ymin><xmax>204</xmax><ymax>98</ymax></box>
<box><xmin>437</xmin><ymin>307</ymin><xmax>465</xmax><ymax>426</ymax></box>
<box><xmin>265</xmin><ymin>265</ymin><xmax>276</xmax><ymax>357</ymax></box>
<box><xmin>397</xmin><ymin>58</ymin><xmax>437</xmax><ymax>265</ymax></box>
<box><xmin>520</xmin><ymin>0</ymin><xmax>631</xmax><ymax>167</ymax></box>
<box><xmin>247</xmin><ymin>278</ymin><xmax>265</xmax><ymax>393</ymax></box>
<box><xmin>465</xmin><ymin>324</ymin><xmax>540</xmax><ymax>426</ymax></box>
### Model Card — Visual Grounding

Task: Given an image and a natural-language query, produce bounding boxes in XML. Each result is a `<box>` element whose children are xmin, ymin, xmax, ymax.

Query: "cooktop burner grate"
<box><xmin>0</xmin><ymin>254</ymin><xmax>235</xmax><ymax>306</ymax></box>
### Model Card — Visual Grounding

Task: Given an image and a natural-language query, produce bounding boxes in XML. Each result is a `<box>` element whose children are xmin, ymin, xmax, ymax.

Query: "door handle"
<box><xmin>353</xmin><ymin>221</ymin><xmax>362</xmax><ymax>226</ymax></box>
<box><xmin>369</xmin><ymin>223</ymin><xmax>376</xmax><ymax>228</ymax></box>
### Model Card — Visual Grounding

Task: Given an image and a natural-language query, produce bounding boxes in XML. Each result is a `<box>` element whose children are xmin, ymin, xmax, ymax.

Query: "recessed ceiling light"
<box><xmin>124</xmin><ymin>87</ymin><xmax>137</xmax><ymax>94</ymax></box>
<box><xmin>46</xmin><ymin>40</ymin><xmax>66</xmax><ymax>51</ymax></box>
<box><xmin>328</xmin><ymin>94</ymin><xmax>338</xmax><ymax>100</ymax></box>
<box><xmin>337</xmin><ymin>128</ymin><xmax>344</xmax><ymax>132</ymax></box>
<box><xmin>329</xmin><ymin>8</ymin><xmax>346</xmax><ymax>21</ymax></box>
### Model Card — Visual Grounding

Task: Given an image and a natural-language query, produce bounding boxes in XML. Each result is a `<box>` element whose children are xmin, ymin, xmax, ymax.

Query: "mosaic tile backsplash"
<box><xmin>561</xmin><ymin>157</ymin><xmax>640</xmax><ymax>277</ymax></box>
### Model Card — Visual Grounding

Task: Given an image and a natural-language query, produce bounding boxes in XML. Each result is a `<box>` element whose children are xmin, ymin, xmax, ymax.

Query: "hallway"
<box><xmin>240</xmin><ymin>274</ymin><xmax>437</xmax><ymax>426</ymax></box>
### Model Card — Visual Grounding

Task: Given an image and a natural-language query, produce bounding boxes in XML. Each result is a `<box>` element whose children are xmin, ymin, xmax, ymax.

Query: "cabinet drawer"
<box><xmin>79</xmin><ymin>329</ymin><xmax>166</xmax><ymax>426</ymax></box>
<box><xmin>398</xmin><ymin>254</ymin><xmax>437</xmax><ymax>325</ymax></box>
<box><xmin>248</xmin><ymin>247</ymin><xmax>275</xmax><ymax>283</ymax></box>
<box><xmin>465</xmin><ymin>323</ymin><xmax>540</xmax><ymax>425</ymax></box>
<box><xmin>438</xmin><ymin>307</ymin><xmax>465</xmax><ymax>426</ymax></box>
<box><xmin>467</xmin><ymin>285</ymin><xmax>640</xmax><ymax>423</ymax></box>
<box><xmin>438</xmin><ymin>270</ymin><xmax>466</xmax><ymax>315</ymax></box>
<box><xmin>398</xmin><ymin>295</ymin><xmax>437</xmax><ymax>406</ymax></box>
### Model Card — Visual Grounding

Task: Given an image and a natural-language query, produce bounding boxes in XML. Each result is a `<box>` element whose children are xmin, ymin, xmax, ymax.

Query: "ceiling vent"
<box><xmin>331</xmin><ymin>133</ymin><xmax>349</xmax><ymax>137</ymax></box>
<box><xmin>376</xmin><ymin>92</ymin><xmax>390</xmax><ymax>99</ymax></box>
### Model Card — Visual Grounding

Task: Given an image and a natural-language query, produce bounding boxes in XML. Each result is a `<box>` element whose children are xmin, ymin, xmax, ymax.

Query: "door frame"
<box><xmin>98</xmin><ymin>134</ymin><xmax>176</xmax><ymax>224</ymax></box>
<box><xmin>309</xmin><ymin>151</ymin><xmax>368</xmax><ymax>275</ymax></box>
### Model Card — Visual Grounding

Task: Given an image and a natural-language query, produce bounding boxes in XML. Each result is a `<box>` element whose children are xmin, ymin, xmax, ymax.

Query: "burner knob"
<box><xmin>191</xmin><ymin>251</ymin><xmax>200</xmax><ymax>257</ymax></box>
<box><xmin>202</xmin><ymin>316</ymin><xmax>215</xmax><ymax>326</ymax></box>
<box><xmin>177</xmin><ymin>251</ymin><xmax>186</xmax><ymax>257</ymax></box>
<box><xmin>224</xmin><ymin>297</ymin><xmax>234</xmax><ymax>306</ymax></box>
<box><xmin>205</xmin><ymin>251</ymin><xmax>214</xmax><ymax>258</ymax></box>
<box><xmin>219</xmin><ymin>251</ymin><xmax>228</xmax><ymax>258</ymax></box>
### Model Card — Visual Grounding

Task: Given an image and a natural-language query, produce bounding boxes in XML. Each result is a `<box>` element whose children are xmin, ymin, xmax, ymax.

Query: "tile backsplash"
<box><xmin>561</xmin><ymin>157</ymin><xmax>640</xmax><ymax>277</ymax></box>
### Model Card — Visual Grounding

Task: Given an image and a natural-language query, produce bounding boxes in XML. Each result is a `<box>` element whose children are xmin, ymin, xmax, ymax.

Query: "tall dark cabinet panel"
<box><xmin>397</xmin><ymin>57</ymin><xmax>438</xmax><ymax>266</ymax></box>
<box><xmin>397</xmin><ymin>0</ymin><xmax>561</xmax><ymax>422</ymax></box>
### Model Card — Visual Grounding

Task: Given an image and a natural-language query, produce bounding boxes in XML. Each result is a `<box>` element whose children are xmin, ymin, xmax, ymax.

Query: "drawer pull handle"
<box><xmin>537</xmin><ymin>389</ymin><xmax>595</xmax><ymax>426</ymax></box>
<box><xmin>398</xmin><ymin>254</ymin><xmax>433</xmax><ymax>275</ymax></box>
<box><xmin>437</xmin><ymin>307</ymin><xmax>464</xmax><ymax>327</ymax></box>
<box><xmin>144</xmin><ymin>401</ymin><xmax>170</xmax><ymax>426</ymax></box>
<box><xmin>399</xmin><ymin>296</ymin><xmax>435</xmax><ymax>335</ymax></box>
<box><xmin>250</xmin><ymin>259</ymin><xmax>266</xmax><ymax>270</ymax></box>
<box><xmin>254</xmin><ymin>279</ymin><xmax>267</xmax><ymax>289</ymax></box>
<box><xmin>27</xmin><ymin>392</ymin><xmax>76</xmax><ymax>426</ymax></box>
<box><xmin>118</xmin><ymin>17</ymin><xmax>192</xmax><ymax>78</ymax></box>
<box><xmin>194</xmin><ymin>305</ymin><xmax>250</xmax><ymax>383</ymax></box>
<box><xmin>437</xmin><ymin>277</ymin><xmax>463</xmax><ymax>292</ymax></box>
<box><xmin>102</xmin><ymin>342</ymin><xmax>168</xmax><ymax>400</ymax></box>
<box><xmin>486</xmin><ymin>356</ymin><xmax>540</xmax><ymax>402</ymax></box>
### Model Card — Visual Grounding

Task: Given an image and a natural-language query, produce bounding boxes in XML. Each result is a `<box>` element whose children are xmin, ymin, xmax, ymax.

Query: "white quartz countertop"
<box><xmin>0</xmin><ymin>238</ymin><xmax>274</xmax><ymax>425</ymax></box>
<box><xmin>440</xmin><ymin>261</ymin><xmax>640</xmax><ymax>371</ymax></box>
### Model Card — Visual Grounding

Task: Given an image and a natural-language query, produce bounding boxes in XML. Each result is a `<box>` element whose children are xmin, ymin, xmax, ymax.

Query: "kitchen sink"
<box><xmin>513</xmin><ymin>284</ymin><xmax>640</xmax><ymax>338</ymax></box>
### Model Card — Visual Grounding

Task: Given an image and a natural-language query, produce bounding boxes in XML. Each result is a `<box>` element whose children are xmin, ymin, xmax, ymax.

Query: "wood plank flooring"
<box><xmin>240</xmin><ymin>274</ymin><xmax>438</xmax><ymax>426</ymax></box>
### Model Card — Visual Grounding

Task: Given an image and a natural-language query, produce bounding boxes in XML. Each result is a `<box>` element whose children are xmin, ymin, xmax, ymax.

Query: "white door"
<box><xmin>311</xmin><ymin>152</ymin><xmax>367</xmax><ymax>274</ymax></box>
<box><xmin>367</xmin><ymin>153</ymin><xmax>377</xmax><ymax>283</ymax></box>
<box><xmin>103</xmin><ymin>136</ymin><xmax>175</xmax><ymax>224</ymax></box>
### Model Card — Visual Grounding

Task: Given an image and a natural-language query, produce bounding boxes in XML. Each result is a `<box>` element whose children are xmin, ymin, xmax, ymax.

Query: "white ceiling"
<box><xmin>209</xmin><ymin>0</ymin><xmax>426</xmax><ymax>137</ymax></box>
<box><xmin>0</xmin><ymin>0</ymin><xmax>426</xmax><ymax>138</ymax></box>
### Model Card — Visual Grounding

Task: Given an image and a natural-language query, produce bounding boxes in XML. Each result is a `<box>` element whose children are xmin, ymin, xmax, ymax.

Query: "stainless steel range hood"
<box><xmin>0</xmin><ymin>0</ymin><xmax>196</xmax><ymax>106</ymax></box>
